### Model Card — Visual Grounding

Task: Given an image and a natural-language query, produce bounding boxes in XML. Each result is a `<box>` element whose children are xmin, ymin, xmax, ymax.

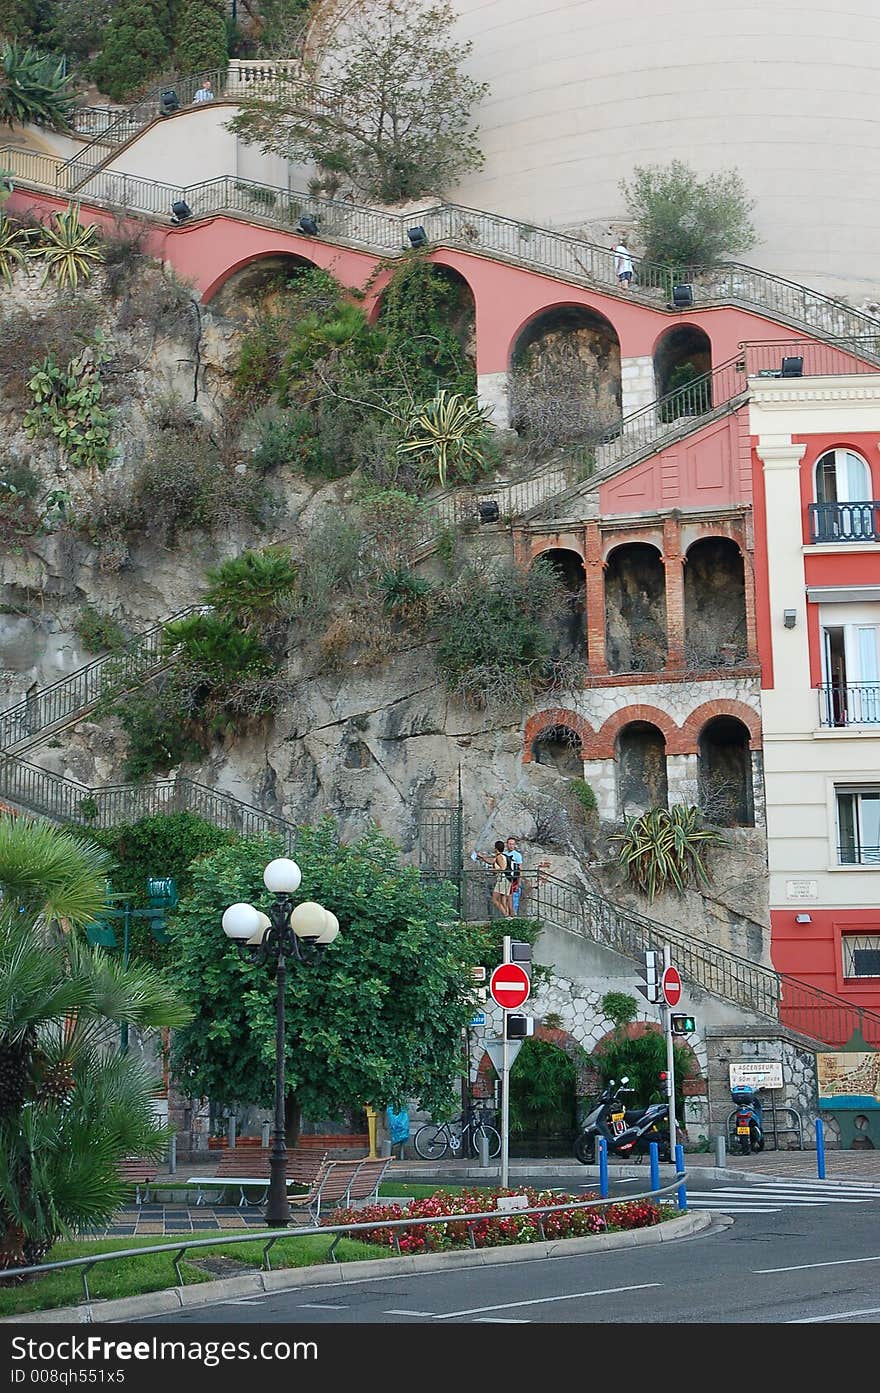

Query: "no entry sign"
<box><xmin>661</xmin><ymin>965</ymin><xmax>682</xmax><ymax>1008</ymax></box>
<box><xmin>489</xmin><ymin>963</ymin><xmax>530</xmax><ymax>1010</ymax></box>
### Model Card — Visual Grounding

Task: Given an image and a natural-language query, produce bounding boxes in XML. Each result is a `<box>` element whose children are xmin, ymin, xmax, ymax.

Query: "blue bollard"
<box><xmin>816</xmin><ymin>1118</ymin><xmax>826</xmax><ymax>1179</ymax></box>
<box><xmin>649</xmin><ymin>1140</ymin><xmax>660</xmax><ymax>1193</ymax></box>
<box><xmin>599</xmin><ymin>1136</ymin><xmax>609</xmax><ymax>1198</ymax></box>
<box><xmin>675</xmin><ymin>1142</ymin><xmax>687</xmax><ymax>1211</ymax></box>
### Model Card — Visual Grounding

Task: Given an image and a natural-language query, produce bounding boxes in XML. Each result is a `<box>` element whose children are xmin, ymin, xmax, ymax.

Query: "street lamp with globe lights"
<box><xmin>221</xmin><ymin>856</ymin><xmax>340</xmax><ymax>1227</ymax></box>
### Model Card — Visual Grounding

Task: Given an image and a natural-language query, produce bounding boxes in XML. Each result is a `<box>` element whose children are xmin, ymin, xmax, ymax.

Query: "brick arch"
<box><xmin>679</xmin><ymin>700</ymin><xmax>762</xmax><ymax>754</ymax></box>
<box><xmin>683</xmin><ymin>530</ymin><xmax>745</xmax><ymax>558</ymax></box>
<box><xmin>529</xmin><ymin>537</ymin><xmax>587</xmax><ymax>565</ymax></box>
<box><xmin>473</xmin><ymin>1023</ymin><xmax>595</xmax><ymax>1100</ymax></box>
<box><xmin>594</xmin><ymin>704</ymin><xmax>682</xmax><ymax>759</ymax></box>
<box><xmin>523</xmin><ymin>709</ymin><xmax>596</xmax><ymax>763</ymax></box>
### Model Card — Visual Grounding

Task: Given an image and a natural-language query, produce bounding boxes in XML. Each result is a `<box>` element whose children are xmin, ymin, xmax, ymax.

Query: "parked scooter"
<box><xmin>731</xmin><ymin>1084</ymin><xmax>765</xmax><ymax>1154</ymax></box>
<box><xmin>574</xmin><ymin>1076</ymin><xmax>671</xmax><ymax>1164</ymax></box>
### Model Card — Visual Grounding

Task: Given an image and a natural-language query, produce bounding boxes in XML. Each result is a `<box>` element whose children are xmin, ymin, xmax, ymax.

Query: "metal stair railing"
<box><xmin>0</xmin><ymin>605</ymin><xmax>206</xmax><ymax>756</ymax></box>
<box><xmin>3</xmin><ymin>752</ymin><xmax>877</xmax><ymax>1047</ymax></box>
<box><xmin>6</xmin><ymin>135</ymin><xmax>880</xmax><ymax>351</ymax></box>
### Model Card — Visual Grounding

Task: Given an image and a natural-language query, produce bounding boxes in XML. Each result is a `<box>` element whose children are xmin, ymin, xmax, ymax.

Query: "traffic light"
<box><xmin>505</xmin><ymin>1014</ymin><xmax>534</xmax><ymax>1039</ymax></box>
<box><xmin>636</xmin><ymin>949</ymin><xmax>661</xmax><ymax>1003</ymax></box>
<box><xmin>504</xmin><ymin>937</ymin><xmax>533</xmax><ymax>976</ymax></box>
<box><xmin>658</xmin><ymin>1070</ymin><xmax>670</xmax><ymax>1097</ymax></box>
<box><xmin>670</xmin><ymin>1014</ymin><xmax>696</xmax><ymax>1035</ymax></box>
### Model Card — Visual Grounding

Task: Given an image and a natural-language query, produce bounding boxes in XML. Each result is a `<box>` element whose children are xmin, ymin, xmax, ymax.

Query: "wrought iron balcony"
<box><xmin>818</xmin><ymin>682</ymin><xmax>880</xmax><ymax>727</ymax></box>
<box><xmin>809</xmin><ymin>500</ymin><xmax>880</xmax><ymax>543</ymax></box>
<box><xmin>838</xmin><ymin>844</ymin><xmax>880</xmax><ymax>867</ymax></box>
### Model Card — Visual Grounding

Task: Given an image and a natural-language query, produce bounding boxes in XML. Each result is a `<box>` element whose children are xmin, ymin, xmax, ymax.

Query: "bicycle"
<box><xmin>413</xmin><ymin>1105</ymin><xmax>501</xmax><ymax>1161</ymax></box>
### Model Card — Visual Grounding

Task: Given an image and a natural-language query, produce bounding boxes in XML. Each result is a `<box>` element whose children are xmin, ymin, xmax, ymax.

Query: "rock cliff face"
<box><xmin>0</xmin><ymin>257</ymin><xmax>770</xmax><ymax>971</ymax></box>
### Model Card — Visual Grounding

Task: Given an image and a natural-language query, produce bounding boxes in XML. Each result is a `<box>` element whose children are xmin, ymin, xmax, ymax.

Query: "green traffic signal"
<box><xmin>670</xmin><ymin>1013</ymin><xmax>696</xmax><ymax>1035</ymax></box>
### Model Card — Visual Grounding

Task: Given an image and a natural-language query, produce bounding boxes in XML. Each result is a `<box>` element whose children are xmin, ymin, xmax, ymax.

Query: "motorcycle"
<box><xmin>731</xmin><ymin>1084</ymin><xmax>765</xmax><ymax>1155</ymax></box>
<box><xmin>574</xmin><ymin>1076</ymin><xmax>671</xmax><ymax>1165</ymax></box>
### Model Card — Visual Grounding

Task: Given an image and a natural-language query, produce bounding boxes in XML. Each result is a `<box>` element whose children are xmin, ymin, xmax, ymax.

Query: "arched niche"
<box><xmin>204</xmin><ymin>252</ymin><xmax>320</xmax><ymax>321</ymax></box>
<box><xmin>684</xmin><ymin>537</ymin><xmax>747</xmax><ymax>668</ymax></box>
<box><xmin>535</xmin><ymin>548</ymin><xmax>587</xmax><ymax>661</ymax></box>
<box><xmin>372</xmin><ymin>261</ymin><xmax>476</xmax><ymax>379</ymax></box>
<box><xmin>653</xmin><ymin>324</ymin><xmax>712</xmax><ymax>421</ymax></box>
<box><xmin>617</xmin><ymin>722</ymin><xmax>668</xmax><ymax>814</ymax></box>
<box><xmin>604</xmin><ymin>543</ymin><xmax>667</xmax><ymax>675</ymax></box>
<box><xmin>509</xmin><ymin>304</ymin><xmax>622</xmax><ymax>449</ymax></box>
<box><xmin>698</xmin><ymin>716</ymin><xmax>754</xmax><ymax>826</ymax></box>
<box><xmin>531</xmin><ymin>723</ymin><xmax>584</xmax><ymax>775</ymax></box>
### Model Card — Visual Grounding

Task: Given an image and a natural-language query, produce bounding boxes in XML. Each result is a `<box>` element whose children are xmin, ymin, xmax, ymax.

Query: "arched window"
<box><xmin>698</xmin><ymin>717</ymin><xmax>754</xmax><ymax>826</ymax></box>
<box><xmin>532</xmin><ymin>724</ymin><xmax>583</xmax><ymax>774</ymax></box>
<box><xmin>813</xmin><ymin>450</ymin><xmax>874</xmax><ymax>542</ymax></box>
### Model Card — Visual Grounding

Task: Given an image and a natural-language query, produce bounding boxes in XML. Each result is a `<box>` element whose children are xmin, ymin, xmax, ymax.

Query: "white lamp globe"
<box><xmin>289</xmin><ymin>900</ymin><xmax>329</xmax><ymax>941</ymax></box>
<box><xmin>263</xmin><ymin>858</ymin><xmax>302</xmax><ymax>894</ymax></box>
<box><xmin>316</xmin><ymin>910</ymin><xmax>340</xmax><ymax>945</ymax></box>
<box><xmin>246</xmin><ymin>911</ymin><xmax>272</xmax><ymax>945</ymax></box>
<box><xmin>222</xmin><ymin>902</ymin><xmax>261</xmax><ymax>941</ymax></box>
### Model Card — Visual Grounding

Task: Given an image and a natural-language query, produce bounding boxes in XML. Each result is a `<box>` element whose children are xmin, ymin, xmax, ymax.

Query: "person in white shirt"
<box><xmin>614</xmin><ymin>238</ymin><xmax>634</xmax><ymax>290</ymax></box>
<box><xmin>193</xmin><ymin>77</ymin><xmax>214</xmax><ymax>103</ymax></box>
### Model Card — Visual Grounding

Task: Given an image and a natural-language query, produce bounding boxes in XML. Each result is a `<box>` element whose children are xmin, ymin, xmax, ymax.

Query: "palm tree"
<box><xmin>0</xmin><ymin>816</ymin><xmax>192</xmax><ymax>1271</ymax></box>
<box><xmin>0</xmin><ymin>42</ymin><xmax>75</xmax><ymax>132</ymax></box>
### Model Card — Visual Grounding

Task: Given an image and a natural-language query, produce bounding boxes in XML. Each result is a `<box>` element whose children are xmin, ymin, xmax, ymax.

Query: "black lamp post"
<box><xmin>221</xmin><ymin>857</ymin><xmax>339</xmax><ymax>1228</ymax></box>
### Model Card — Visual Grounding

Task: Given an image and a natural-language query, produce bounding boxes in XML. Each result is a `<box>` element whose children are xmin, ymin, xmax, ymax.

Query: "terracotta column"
<box><xmin>662</xmin><ymin>516</ymin><xmax>685</xmax><ymax>671</ymax></box>
<box><xmin>585</xmin><ymin>523</ymin><xmax>607</xmax><ymax>673</ymax></box>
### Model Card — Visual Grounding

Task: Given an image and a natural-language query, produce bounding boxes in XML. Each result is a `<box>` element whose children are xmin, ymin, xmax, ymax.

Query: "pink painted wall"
<box><xmin>772</xmin><ymin>907</ymin><xmax>880</xmax><ymax>1044</ymax></box>
<box><xmin>599</xmin><ymin>406</ymin><xmax>751</xmax><ymax>517</ymax></box>
<box><xmin>6</xmin><ymin>190</ymin><xmax>821</xmax><ymax>381</ymax></box>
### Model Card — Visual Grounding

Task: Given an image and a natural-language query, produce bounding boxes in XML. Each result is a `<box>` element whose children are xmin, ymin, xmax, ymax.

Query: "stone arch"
<box><xmin>652</xmin><ymin>323</ymin><xmax>712</xmax><ymax>414</ymax></box>
<box><xmin>604</xmin><ymin>542</ymin><xmax>667</xmax><ymax>674</ymax></box>
<box><xmin>523</xmin><ymin>709</ymin><xmax>595</xmax><ymax>763</ymax></box>
<box><xmin>509</xmin><ymin>302</ymin><xmax>622</xmax><ymax>448</ymax></box>
<box><xmin>679</xmin><ymin>700</ymin><xmax>761</xmax><ymax>755</ymax></box>
<box><xmin>698</xmin><ymin>716</ymin><xmax>755</xmax><ymax>827</ymax></box>
<box><xmin>617</xmin><ymin>721</ymin><xmax>669</xmax><ymax>814</ymax></box>
<box><xmin>202</xmin><ymin>250</ymin><xmax>320</xmax><ymax>317</ymax></box>
<box><xmin>532</xmin><ymin>547</ymin><xmax>587</xmax><ymax>661</ymax></box>
<box><xmin>595</xmin><ymin>704</ymin><xmax>681</xmax><ymax>758</ymax></box>
<box><xmin>371</xmin><ymin>259</ymin><xmax>476</xmax><ymax>372</ymax></box>
<box><xmin>684</xmin><ymin>536</ymin><xmax>747</xmax><ymax>669</ymax></box>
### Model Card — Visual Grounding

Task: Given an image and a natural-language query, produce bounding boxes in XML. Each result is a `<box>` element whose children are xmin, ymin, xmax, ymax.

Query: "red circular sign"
<box><xmin>662</xmin><ymin>966</ymin><xmax>682</xmax><ymax>1007</ymax></box>
<box><xmin>489</xmin><ymin>963</ymin><xmax>531</xmax><ymax>1010</ymax></box>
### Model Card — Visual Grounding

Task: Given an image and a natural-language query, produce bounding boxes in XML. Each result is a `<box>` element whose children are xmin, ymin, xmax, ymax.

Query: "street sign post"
<box><xmin>661</xmin><ymin>966</ymin><xmax>682</xmax><ymax>1007</ymax></box>
<box><xmin>489</xmin><ymin>963</ymin><xmax>530</xmax><ymax>1010</ymax></box>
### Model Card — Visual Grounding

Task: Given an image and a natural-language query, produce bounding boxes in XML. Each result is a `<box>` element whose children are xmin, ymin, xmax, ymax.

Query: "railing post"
<box><xmin>598</xmin><ymin>1137</ymin><xmax>608</xmax><ymax>1198</ymax></box>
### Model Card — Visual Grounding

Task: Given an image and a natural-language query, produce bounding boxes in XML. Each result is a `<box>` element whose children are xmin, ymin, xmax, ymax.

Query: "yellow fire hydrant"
<box><xmin>365</xmin><ymin>1104</ymin><xmax>378</xmax><ymax>1159</ymax></box>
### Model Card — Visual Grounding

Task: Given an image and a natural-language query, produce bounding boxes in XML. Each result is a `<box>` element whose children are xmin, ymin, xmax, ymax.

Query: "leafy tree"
<box><xmin>174</xmin><ymin>0</ymin><xmax>228</xmax><ymax>79</ymax></box>
<box><xmin>227</xmin><ymin>0</ymin><xmax>488</xmax><ymax>202</ymax></box>
<box><xmin>253</xmin><ymin>0</ymin><xmax>309</xmax><ymax>57</ymax></box>
<box><xmin>509</xmin><ymin>1037</ymin><xmax>581</xmax><ymax>1139</ymax></box>
<box><xmin>620</xmin><ymin>159</ymin><xmax>756</xmax><ymax>270</ymax></box>
<box><xmin>0</xmin><ymin>815</ymin><xmax>191</xmax><ymax>1269</ymax></box>
<box><xmin>168</xmin><ymin>824</ymin><xmax>485</xmax><ymax>1140</ymax></box>
<box><xmin>0</xmin><ymin>40</ymin><xmax>74</xmax><ymax>128</ymax></box>
<box><xmin>90</xmin><ymin>0</ymin><xmax>174</xmax><ymax>101</ymax></box>
<box><xmin>590</xmin><ymin>1028</ymin><xmax>693</xmax><ymax>1119</ymax></box>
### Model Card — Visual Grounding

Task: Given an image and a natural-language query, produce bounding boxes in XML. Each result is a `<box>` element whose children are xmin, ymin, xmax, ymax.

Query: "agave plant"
<box><xmin>32</xmin><ymin>204</ymin><xmax>104</xmax><ymax>289</ymax></box>
<box><xmin>397</xmin><ymin>389</ymin><xmax>493</xmax><ymax>488</ymax></box>
<box><xmin>0</xmin><ymin>42</ymin><xmax>75</xmax><ymax>131</ymax></box>
<box><xmin>611</xmin><ymin>804</ymin><xmax>727</xmax><ymax>903</ymax></box>
<box><xmin>0</xmin><ymin>213</ymin><xmax>31</xmax><ymax>285</ymax></box>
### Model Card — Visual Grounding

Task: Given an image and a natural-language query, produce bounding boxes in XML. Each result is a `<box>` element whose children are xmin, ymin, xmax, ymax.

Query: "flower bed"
<box><xmin>327</xmin><ymin>1187</ymin><xmax>673</xmax><ymax>1255</ymax></box>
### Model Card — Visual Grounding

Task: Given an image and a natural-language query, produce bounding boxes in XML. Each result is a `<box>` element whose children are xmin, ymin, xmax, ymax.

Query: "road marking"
<box><xmin>755</xmin><ymin>1254</ymin><xmax>880</xmax><ymax>1274</ymax></box>
<box><xmin>476</xmin><ymin>1318</ymin><xmax>530</xmax><ymax>1323</ymax></box>
<box><xmin>789</xmin><ymin>1305</ymin><xmax>880</xmax><ymax>1323</ymax></box>
<box><xmin>686</xmin><ymin>1204</ymin><xmax>783</xmax><ymax>1213</ymax></box>
<box><xmin>384</xmin><ymin>1310</ymin><xmax>436</xmax><ymax>1317</ymax></box>
<box><xmin>297</xmin><ymin>1303</ymin><xmax>348</xmax><ymax>1310</ymax></box>
<box><xmin>433</xmin><ymin>1282</ymin><xmax>661</xmax><ymax>1320</ymax></box>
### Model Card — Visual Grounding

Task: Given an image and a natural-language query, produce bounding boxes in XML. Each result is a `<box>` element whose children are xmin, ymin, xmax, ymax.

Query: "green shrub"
<box><xmin>509</xmin><ymin>1037</ymin><xmax>581</xmax><ymax>1139</ymax></box>
<box><xmin>173</xmin><ymin>0</ymin><xmax>228</xmax><ymax>78</ymax></box>
<box><xmin>0</xmin><ymin>40</ymin><xmax>75</xmax><ymax>129</ymax></box>
<box><xmin>128</xmin><ymin>429</ymin><xmax>266</xmax><ymax>544</ymax></box>
<box><xmin>600</xmin><ymin>992</ymin><xmax>638</xmax><ymax>1029</ymax></box>
<box><xmin>435</xmin><ymin>559</ymin><xmax>570</xmax><ymax>710</ymax></box>
<box><xmin>73</xmin><ymin>604</ymin><xmax>129</xmax><ymax>654</ymax></box>
<box><xmin>621</xmin><ymin>159</ymin><xmax>756</xmax><ymax>270</ymax></box>
<box><xmin>202</xmin><ymin>546</ymin><xmax>298</xmax><ymax>630</ymax></box>
<box><xmin>591</xmin><ymin>1029</ymin><xmax>693</xmax><ymax>1116</ymax></box>
<box><xmin>611</xmin><ymin>804</ymin><xmax>727</xmax><ymax>902</ymax></box>
<box><xmin>0</xmin><ymin>298</ymin><xmax>100</xmax><ymax>408</ymax></box>
<box><xmin>90</xmin><ymin>0</ymin><xmax>173</xmax><ymax>101</ymax></box>
<box><xmin>569</xmin><ymin>778</ymin><xmax>597</xmax><ymax>814</ymax></box>
<box><xmin>24</xmin><ymin>342</ymin><xmax>114</xmax><ymax>472</ymax></box>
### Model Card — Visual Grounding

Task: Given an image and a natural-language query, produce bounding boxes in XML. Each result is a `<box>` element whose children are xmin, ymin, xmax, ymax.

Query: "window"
<box><xmin>821</xmin><ymin>622</ymin><xmax>880</xmax><ymax>724</ymax></box>
<box><xmin>837</xmin><ymin>788</ymin><xmax>880</xmax><ymax>864</ymax></box>
<box><xmin>815</xmin><ymin>450</ymin><xmax>871</xmax><ymax>505</ymax></box>
<box><xmin>842</xmin><ymin>934</ymin><xmax>880</xmax><ymax>978</ymax></box>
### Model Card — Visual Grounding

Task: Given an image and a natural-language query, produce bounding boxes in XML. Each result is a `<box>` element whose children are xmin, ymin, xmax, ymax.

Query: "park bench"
<box><xmin>118</xmin><ymin>1157</ymin><xmax>158</xmax><ymax>1206</ymax></box>
<box><xmin>187</xmin><ymin>1146</ymin><xmax>331</xmax><ymax>1207</ymax></box>
<box><xmin>290</xmin><ymin>1156</ymin><xmax>394</xmax><ymax>1225</ymax></box>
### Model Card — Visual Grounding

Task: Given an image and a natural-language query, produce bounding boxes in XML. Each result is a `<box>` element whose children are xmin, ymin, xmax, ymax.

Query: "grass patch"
<box><xmin>378</xmin><ymin>1182</ymin><xmax>470</xmax><ymax>1199</ymax></box>
<box><xmin>0</xmin><ymin>1231</ymin><xmax>389</xmax><ymax>1318</ymax></box>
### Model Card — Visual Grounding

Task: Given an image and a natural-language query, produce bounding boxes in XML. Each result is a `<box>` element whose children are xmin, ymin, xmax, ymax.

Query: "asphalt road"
<box><xmin>136</xmin><ymin>1175</ymin><xmax>880</xmax><ymax>1326</ymax></box>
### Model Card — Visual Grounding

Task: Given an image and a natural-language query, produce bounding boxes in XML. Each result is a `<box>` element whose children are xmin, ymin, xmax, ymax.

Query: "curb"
<box><xmin>3</xmin><ymin>1211</ymin><xmax>711</xmax><ymax>1325</ymax></box>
